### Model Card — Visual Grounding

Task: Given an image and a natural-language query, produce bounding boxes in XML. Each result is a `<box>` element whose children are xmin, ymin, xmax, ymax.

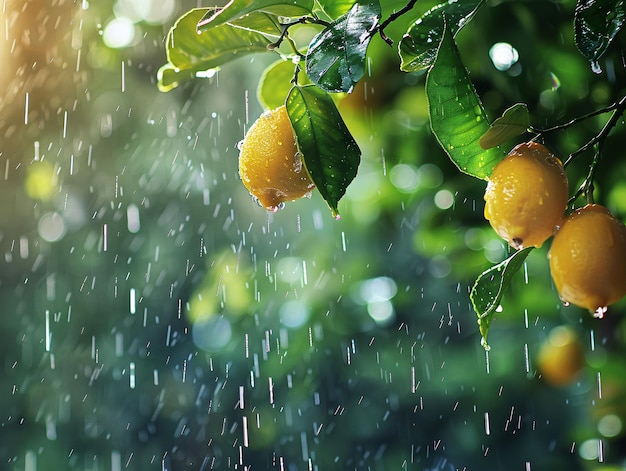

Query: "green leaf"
<box><xmin>198</xmin><ymin>0</ymin><xmax>315</xmax><ymax>32</ymax></box>
<box><xmin>258</xmin><ymin>60</ymin><xmax>311</xmax><ymax>109</ymax></box>
<box><xmin>229</xmin><ymin>11</ymin><xmax>284</xmax><ymax>37</ymax></box>
<box><xmin>399</xmin><ymin>0</ymin><xmax>484</xmax><ymax>73</ymax></box>
<box><xmin>471</xmin><ymin>247</ymin><xmax>533</xmax><ymax>349</ymax></box>
<box><xmin>425</xmin><ymin>22</ymin><xmax>505</xmax><ymax>180</ymax></box>
<box><xmin>286</xmin><ymin>85</ymin><xmax>360</xmax><ymax>216</ymax></box>
<box><xmin>315</xmin><ymin>0</ymin><xmax>357</xmax><ymax>19</ymax></box>
<box><xmin>574</xmin><ymin>0</ymin><xmax>625</xmax><ymax>68</ymax></box>
<box><xmin>479</xmin><ymin>103</ymin><xmax>530</xmax><ymax>149</ymax></box>
<box><xmin>157</xmin><ymin>8</ymin><xmax>271</xmax><ymax>92</ymax></box>
<box><xmin>305</xmin><ymin>0</ymin><xmax>381</xmax><ymax>93</ymax></box>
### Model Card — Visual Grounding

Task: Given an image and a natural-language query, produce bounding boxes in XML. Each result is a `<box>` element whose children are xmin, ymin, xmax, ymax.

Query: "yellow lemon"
<box><xmin>548</xmin><ymin>204</ymin><xmax>626</xmax><ymax>316</ymax></box>
<box><xmin>484</xmin><ymin>141</ymin><xmax>568</xmax><ymax>249</ymax></box>
<box><xmin>238</xmin><ymin>105</ymin><xmax>314</xmax><ymax>212</ymax></box>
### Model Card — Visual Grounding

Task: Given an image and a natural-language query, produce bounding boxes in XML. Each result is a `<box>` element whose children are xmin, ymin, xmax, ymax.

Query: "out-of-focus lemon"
<box><xmin>537</xmin><ymin>326</ymin><xmax>584</xmax><ymax>386</ymax></box>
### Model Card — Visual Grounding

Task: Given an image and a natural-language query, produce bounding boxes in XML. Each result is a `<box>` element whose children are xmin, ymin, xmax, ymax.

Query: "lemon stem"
<box><xmin>568</xmin><ymin>147</ymin><xmax>600</xmax><ymax>205</ymax></box>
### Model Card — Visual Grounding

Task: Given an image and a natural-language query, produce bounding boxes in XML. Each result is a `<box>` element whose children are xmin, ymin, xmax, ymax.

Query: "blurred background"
<box><xmin>1</xmin><ymin>0</ymin><xmax>626</xmax><ymax>469</ymax></box>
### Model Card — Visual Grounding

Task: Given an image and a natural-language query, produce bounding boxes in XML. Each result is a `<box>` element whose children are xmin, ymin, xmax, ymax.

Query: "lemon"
<box><xmin>548</xmin><ymin>204</ymin><xmax>626</xmax><ymax>316</ymax></box>
<box><xmin>537</xmin><ymin>326</ymin><xmax>584</xmax><ymax>386</ymax></box>
<box><xmin>484</xmin><ymin>141</ymin><xmax>568</xmax><ymax>249</ymax></box>
<box><xmin>238</xmin><ymin>105</ymin><xmax>315</xmax><ymax>212</ymax></box>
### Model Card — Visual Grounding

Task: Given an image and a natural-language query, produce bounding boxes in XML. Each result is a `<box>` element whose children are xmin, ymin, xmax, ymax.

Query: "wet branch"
<box><xmin>530</xmin><ymin>94</ymin><xmax>626</xmax><ymax>204</ymax></box>
<box><xmin>267</xmin><ymin>16</ymin><xmax>330</xmax><ymax>53</ymax></box>
<box><xmin>377</xmin><ymin>0</ymin><xmax>419</xmax><ymax>46</ymax></box>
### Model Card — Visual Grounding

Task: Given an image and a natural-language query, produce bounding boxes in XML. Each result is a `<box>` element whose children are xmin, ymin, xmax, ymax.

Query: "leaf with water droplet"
<box><xmin>399</xmin><ymin>0</ymin><xmax>485</xmax><ymax>73</ymax></box>
<box><xmin>197</xmin><ymin>0</ymin><xmax>314</xmax><ymax>32</ymax></box>
<box><xmin>479</xmin><ymin>103</ymin><xmax>530</xmax><ymax>149</ymax></box>
<box><xmin>426</xmin><ymin>20</ymin><xmax>505</xmax><ymax>180</ymax></box>
<box><xmin>286</xmin><ymin>85</ymin><xmax>360</xmax><ymax>216</ymax></box>
<box><xmin>158</xmin><ymin>8</ymin><xmax>272</xmax><ymax>92</ymax></box>
<box><xmin>471</xmin><ymin>247</ymin><xmax>533</xmax><ymax>349</ymax></box>
<box><xmin>305</xmin><ymin>0</ymin><xmax>381</xmax><ymax>93</ymax></box>
<box><xmin>574</xmin><ymin>0</ymin><xmax>625</xmax><ymax>68</ymax></box>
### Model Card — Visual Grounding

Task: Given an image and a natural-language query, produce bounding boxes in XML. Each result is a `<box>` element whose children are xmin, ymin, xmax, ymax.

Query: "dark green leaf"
<box><xmin>471</xmin><ymin>247</ymin><xmax>533</xmax><ymax>349</ymax></box>
<box><xmin>399</xmin><ymin>0</ymin><xmax>484</xmax><ymax>73</ymax></box>
<box><xmin>198</xmin><ymin>0</ymin><xmax>314</xmax><ymax>32</ymax></box>
<box><xmin>258</xmin><ymin>61</ymin><xmax>311</xmax><ymax>109</ymax></box>
<box><xmin>479</xmin><ymin>103</ymin><xmax>530</xmax><ymax>149</ymax></box>
<box><xmin>157</xmin><ymin>8</ymin><xmax>271</xmax><ymax>92</ymax></box>
<box><xmin>286</xmin><ymin>85</ymin><xmax>361</xmax><ymax>216</ymax></box>
<box><xmin>305</xmin><ymin>0</ymin><xmax>381</xmax><ymax>93</ymax></box>
<box><xmin>574</xmin><ymin>0</ymin><xmax>626</xmax><ymax>68</ymax></box>
<box><xmin>426</xmin><ymin>23</ymin><xmax>505</xmax><ymax>180</ymax></box>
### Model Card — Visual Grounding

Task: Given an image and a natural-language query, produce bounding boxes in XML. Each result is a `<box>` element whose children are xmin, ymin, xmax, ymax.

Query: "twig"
<box><xmin>377</xmin><ymin>0</ymin><xmax>419</xmax><ymax>46</ymax></box>
<box><xmin>563</xmin><ymin>94</ymin><xmax>626</xmax><ymax>167</ymax></box>
<box><xmin>267</xmin><ymin>16</ymin><xmax>330</xmax><ymax>51</ymax></box>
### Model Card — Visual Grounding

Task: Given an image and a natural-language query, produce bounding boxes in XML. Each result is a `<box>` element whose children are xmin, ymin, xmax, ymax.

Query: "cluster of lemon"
<box><xmin>484</xmin><ymin>141</ymin><xmax>626</xmax><ymax>316</ymax></box>
<box><xmin>239</xmin><ymin>109</ymin><xmax>626</xmax><ymax>315</ymax></box>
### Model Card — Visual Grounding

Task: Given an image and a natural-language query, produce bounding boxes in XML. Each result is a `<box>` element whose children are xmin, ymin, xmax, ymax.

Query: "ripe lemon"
<box><xmin>238</xmin><ymin>105</ymin><xmax>315</xmax><ymax>212</ymax></box>
<box><xmin>537</xmin><ymin>326</ymin><xmax>584</xmax><ymax>386</ymax></box>
<box><xmin>548</xmin><ymin>204</ymin><xmax>626</xmax><ymax>316</ymax></box>
<box><xmin>484</xmin><ymin>141</ymin><xmax>568</xmax><ymax>249</ymax></box>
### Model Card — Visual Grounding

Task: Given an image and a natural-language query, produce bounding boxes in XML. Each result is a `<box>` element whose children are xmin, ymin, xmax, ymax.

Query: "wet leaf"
<box><xmin>574</xmin><ymin>0</ymin><xmax>625</xmax><ymax>67</ymax></box>
<box><xmin>229</xmin><ymin>11</ymin><xmax>284</xmax><ymax>37</ymax></box>
<box><xmin>158</xmin><ymin>8</ymin><xmax>271</xmax><ymax>92</ymax></box>
<box><xmin>479</xmin><ymin>103</ymin><xmax>530</xmax><ymax>149</ymax></box>
<box><xmin>305</xmin><ymin>0</ymin><xmax>381</xmax><ymax>93</ymax></box>
<box><xmin>286</xmin><ymin>85</ymin><xmax>360</xmax><ymax>216</ymax></box>
<box><xmin>399</xmin><ymin>0</ymin><xmax>484</xmax><ymax>73</ymax></box>
<box><xmin>471</xmin><ymin>247</ymin><xmax>533</xmax><ymax>349</ymax></box>
<box><xmin>258</xmin><ymin>60</ymin><xmax>311</xmax><ymax>109</ymax></box>
<box><xmin>198</xmin><ymin>0</ymin><xmax>314</xmax><ymax>32</ymax></box>
<box><xmin>426</xmin><ymin>22</ymin><xmax>505</xmax><ymax>180</ymax></box>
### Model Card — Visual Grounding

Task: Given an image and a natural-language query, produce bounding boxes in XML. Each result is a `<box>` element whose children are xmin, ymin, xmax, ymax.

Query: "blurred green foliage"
<box><xmin>1</xmin><ymin>0</ymin><xmax>625</xmax><ymax>470</ymax></box>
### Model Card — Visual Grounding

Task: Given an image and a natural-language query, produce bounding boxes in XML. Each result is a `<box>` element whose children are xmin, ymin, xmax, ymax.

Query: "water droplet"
<box><xmin>480</xmin><ymin>337</ymin><xmax>491</xmax><ymax>351</ymax></box>
<box><xmin>591</xmin><ymin>61</ymin><xmax>602</xmax><ymax>74</ymax></box>
<box><xmin>594</xmin><ymin>306</ymin><xmax>607</xmax><ymax>318</ymax></box>
<box><xmin>293</xmin><ymin>152</ymin><xmax>303</xmax><ymax>173</ymax></box>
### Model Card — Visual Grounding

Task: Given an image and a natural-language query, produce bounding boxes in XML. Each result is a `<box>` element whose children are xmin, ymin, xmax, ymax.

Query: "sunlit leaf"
<box><xmin>574</xmin><ymin>0</ymin><xmax>625</xmax><ymax>67</ymax></box>
<box><xmin>425</xmin><ymin>22</ymin><xmax>504</xmax><ymax>180</ymax></box>
<box><xmin>306</xmin><ymin>0</ymin><xmax>381</xmax><ymax>93</ymax></box>
<box><xmin>229</xmin><ymin>11</ymin><xmax>284</xmax><ymax>37</ymax></box>
<box><xmin>158</xmin><ymin>8</ymin><xmax>271</xmax><ymax>92</ymax></box>
<box><xmin>316</xmin><ymin>0</ymin><xmax>357</xmax><ymax>19</ymax></box>
<box><xmin>399</xmin><ymin>0</ymin><xmax>484</xmax><ymax>73</ymax></box>
<box><xmin>471</xmin><ymin>247</ymin><xmax>533</xmax><ymax>349</ymax></box>
<box><xmin>286</xmin><ymin>85</ymin><xmax>360</xmax><ymax>216</ymax></box>
<box><xmin>198</xmin><ymin>0</ymin><xmax>315</xmax><ymax>31</ymax></box>
<box><xmin>479</xmin><ymin>103</ymin><xmax>530</xmax><ymax>149</ymax></box>
<box><xmin>258</xmin><ymin>60</ymin><xmax>311</xmax><ymax>109</ymax></box>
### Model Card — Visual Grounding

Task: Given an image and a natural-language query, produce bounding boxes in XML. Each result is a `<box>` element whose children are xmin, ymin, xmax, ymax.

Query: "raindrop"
<box><xmin>591</xmin><ymin>61</ymin><xmax>602</xmax><ymax>74</ymax></box>
<box><xmin>594</xmin><ymin>306</ymin><xmax>607</xmax><ymax>318</ymax></box>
